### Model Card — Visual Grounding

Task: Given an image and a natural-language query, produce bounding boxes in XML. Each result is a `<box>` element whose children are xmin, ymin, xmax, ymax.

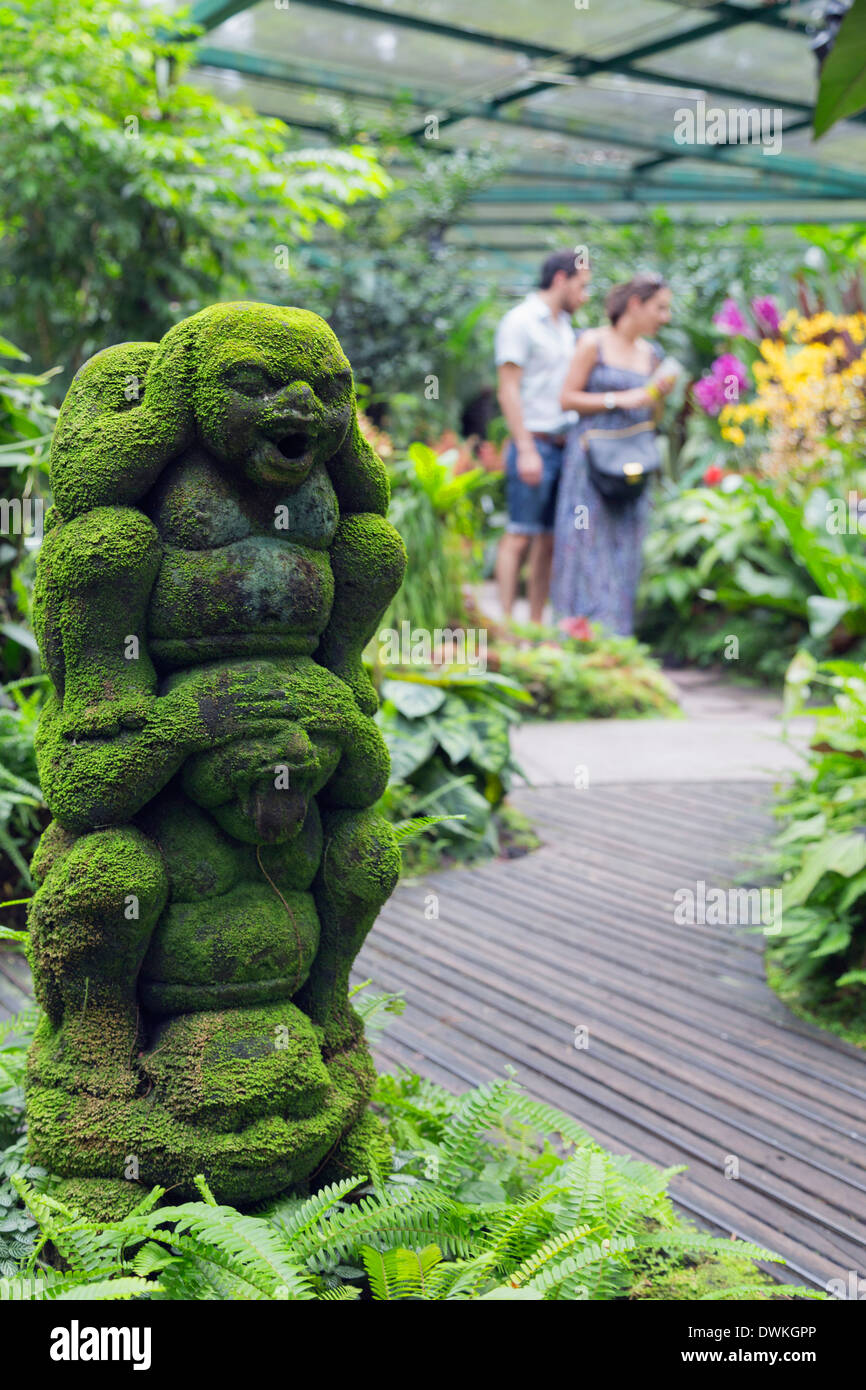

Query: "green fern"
<box><xmin>2</xmin><ymin>1042</ymin><xmax>824</xmax><ymax>1302</ymax></box>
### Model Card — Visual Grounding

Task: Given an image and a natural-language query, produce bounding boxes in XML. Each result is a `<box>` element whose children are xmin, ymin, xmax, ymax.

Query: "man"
<box><xmin>494</xmin><ymin>248</ymin><xmax>590</xmax><ymax>622</ymax></box>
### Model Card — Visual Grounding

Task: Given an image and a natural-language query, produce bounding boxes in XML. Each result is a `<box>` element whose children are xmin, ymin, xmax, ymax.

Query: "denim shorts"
<box><xmin>505</xmin><ymin>437</ymin><xmax>564</xmax><ymax>535</ymax></box>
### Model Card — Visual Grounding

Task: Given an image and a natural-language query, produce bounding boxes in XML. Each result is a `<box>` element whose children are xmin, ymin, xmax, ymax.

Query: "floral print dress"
<box><xmin>551</xmin><ymin>339</ymin><xmax>662</xmax><ymax>636</ymax></box>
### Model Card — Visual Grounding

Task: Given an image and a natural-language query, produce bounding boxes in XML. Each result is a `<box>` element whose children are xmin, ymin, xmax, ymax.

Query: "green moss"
<box><xmin>313</xmin><ymin>1108</ymin><xmax>393</xmax><ymax>1189</ymax></box>
<box><xmin>140</xmin><ymin>884</ymin><xmax>320</xmax><ymax>1014</ymax></box>
<box><xmin>141</xmin><ymin>1002</ymin><xmax>331</xmax><ymax>1130</ymax></box>
<box><xmin>299</xmin><ymin>809</ymin><xmax>401</xmax><ymax>1049</ymax></box>
<box><xmin>27</xmin><ymin>1035</ymin><xmax>378</xmax><ymax>1206</ymax></box>
<box><xmin>315</xmin><ymin>514</ymin><xmax>407</xmax><ymax>716</ymax></box>
<box><xmin>51</xmin><ymin>1177</ymin><xmax>150</xmax><ymax>1225</ymax></box>
<box><xmin>27</xmin><ymin>301</ymin><xmax>405</xmax><ymax>1208</ymax></box>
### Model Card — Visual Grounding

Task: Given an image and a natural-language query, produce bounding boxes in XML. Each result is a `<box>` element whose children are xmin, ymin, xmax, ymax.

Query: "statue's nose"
<box><xmin>272</xmin><ymin>380</ymin><xmax>321</xmax><ymax>425</ymax></box>
<box><xmin>285</xmin><ymin>728</ymin><xmax>315</xmax><ymax>766</ymax></box>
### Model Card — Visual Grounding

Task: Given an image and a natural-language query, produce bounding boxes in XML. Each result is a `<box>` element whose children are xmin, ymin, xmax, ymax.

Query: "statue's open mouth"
<box><xmin>275</xmin><ymin>431</ymin><xmax>310</xmax><ymax>463</ymax></box>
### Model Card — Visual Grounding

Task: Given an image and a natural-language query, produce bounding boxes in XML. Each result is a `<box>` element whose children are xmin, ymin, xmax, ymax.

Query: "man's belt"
<box><xmin>531</xmin><ymin>431</ymin><xmax>567</xmax><ymax>447</ymax></box>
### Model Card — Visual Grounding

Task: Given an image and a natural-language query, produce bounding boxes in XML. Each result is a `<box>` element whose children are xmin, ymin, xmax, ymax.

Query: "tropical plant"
<box><xmin>0</xmin><ymin>678</ymin><xmax>46</xmax><ymax>922</ymax></box>
<box><xmin>379</xmin><ymin>441</ymin><xmax>494</xmax><ymax>636</ymax></box>
<box><xmin>0</xmin><ymin>339</ymin><xmax>57</xmax><ymax>681</ymax></box>
<box><xmin>0</xmin><ymin>1015</ymin><xmax>816</xmax><ymax>1300</ymax></box>
<box><xmin>493</xmin><ymin>623</ymin><xmax>678</xmax><ymax>721</ymax></box>
<box><xmin>710</xmin><ymin>307</ymin><xmax>866</xmax><ymax>480</ymax></box>
<box><xmin>374</xmin><ymin>666</ymin><xmax>534</xmax><ymax>870</ymax></box>
<box><xmin>639</xmin><ymin>475</ymin><xmax>866</xmax><ymax>681</ymax></box>
<box><xmin>765</xmin><ymin>653</ymin><xmax>866</xmax><ymax>1034</ymax></box>
<box><xmin>0</xmin><ymin>0</ymin><xmax>389</xmax><ymax>384</ymax></box>
<box><xmin>0</xmin><ymin>1008</ymin><xmax>45</xmax><ymax>1276</ymax></box>
<box><xmin>814</xmin><ymin>0</ymin><xmax>866</xmax><ymax>135</ymax></box>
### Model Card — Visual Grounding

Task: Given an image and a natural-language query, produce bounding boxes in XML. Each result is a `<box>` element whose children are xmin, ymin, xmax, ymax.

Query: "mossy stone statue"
<box><xmin>25</xmin><ymin>303</ymin><xmax>407</xmax><ymax>1216</ymax></box>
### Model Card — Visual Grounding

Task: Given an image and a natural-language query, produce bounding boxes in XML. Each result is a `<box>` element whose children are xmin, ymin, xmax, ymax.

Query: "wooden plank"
<box><xmin>356</xmin><ymin>781</ymin><xmax>866</xmax><ymax>1288</ymax></box>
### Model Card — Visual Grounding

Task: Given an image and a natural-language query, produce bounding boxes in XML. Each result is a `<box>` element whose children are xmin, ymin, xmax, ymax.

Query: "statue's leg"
<box><xmin>314</xmin><ymin>513</ymin><xmax>407</xmax><ymax>715</ymax></box>
<box><xmin>27</xmin><ymin>823</ymin><xmax>168</xmax><ymax>1102</ymax></box>
<box><xmin>298</xmin><ymin>807</ymin><xmax>400</xmax><ymax>1052</ymax></box>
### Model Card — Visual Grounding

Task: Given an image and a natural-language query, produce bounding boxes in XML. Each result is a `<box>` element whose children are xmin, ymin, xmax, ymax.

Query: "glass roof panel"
<box><xmin>175</xmin><ymin>0</ymin><xmax>866</xmax><ymax>218</ymax></box>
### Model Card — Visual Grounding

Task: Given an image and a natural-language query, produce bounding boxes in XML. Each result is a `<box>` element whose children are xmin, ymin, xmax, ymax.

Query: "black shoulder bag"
<box><xmin>582</xmin><ymin>421</ymin><xmax>661</xmax><ymax>502</ymax></box>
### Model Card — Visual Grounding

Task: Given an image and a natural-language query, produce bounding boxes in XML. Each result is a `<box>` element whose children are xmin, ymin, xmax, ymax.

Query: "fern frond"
<box><xmin>496</xmin><ymin>1092</ymin><xmax>593</xmax><ymax>1152</ymax></box>
<box><xmin>523</xmin><ymin>1234</ymin><xmax>636</xmax><ymax>1297</ymax></box>
<box><xmin>268</xmin><ymin>1176</ymin><xmax>364</xmax><ymax>1249</ymax></box>
<box><xmin>636</xmin><ymin>1228</ymin><xmax>782</xmax><ymax>1264</ymax></box>
<box><xmin>437</xmin><ymin>1078</ymin><xmax>522</xmax><ymax>1192</ymax></box>
<box><xmin>509</xmin><ymin>1223</ymin><xmax>596</xmax><ymax>1286</ymax></box>
<box><xmin>52</xmin><ymin>1277</ymin><xmax>160</xmax><ymax>1301</ymax></box>
<box><xmin>134</xmin><ymin>1204</ymin><xmax>318</xmax><ymax>1300</ymax></box>
<box><xmin>297</xmin><ymin>1188</ymin><xmax>460</xmax><ymax>1269</ymax></box>
<box><xmin>361</xmin><ymin>1243</ymin><xmax>443</xmax><ymax>1300</ymax></box>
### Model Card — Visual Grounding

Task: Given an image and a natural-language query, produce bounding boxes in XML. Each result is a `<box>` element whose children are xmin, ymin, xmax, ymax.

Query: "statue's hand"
<box><xmin>171</xmin><ymin>667</ymin><xmax>303</xmax><ymax>749</ymax></box>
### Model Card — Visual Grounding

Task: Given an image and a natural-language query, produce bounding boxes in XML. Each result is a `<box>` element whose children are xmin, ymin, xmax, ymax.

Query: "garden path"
<box><xmin>357</xmin><ymin>677</ymin><xmax>865</xmax><ymax>1293</ymax></box>
<box><xmin>2</xmin><ymin>678</ymin><xmax>862</xmax><ymax>1292</ymax></box>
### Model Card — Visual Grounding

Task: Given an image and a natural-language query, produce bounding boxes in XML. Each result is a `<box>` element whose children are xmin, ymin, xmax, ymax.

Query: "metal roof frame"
<box><xmin>186</xmin><ymin>0</ymin><xmax>866</xmax><ymax>228</ymax></box>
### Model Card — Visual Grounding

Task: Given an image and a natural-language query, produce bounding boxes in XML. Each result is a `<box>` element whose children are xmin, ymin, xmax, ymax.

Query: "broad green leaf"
<box><xmin>814</xmin><ymin>0</ymin><xmax>866</xmax><ymax>136</ymax></box>
<box><xmin>380</xmin><ymin>679</ymin><xmax>446</xmax><ymax>718</ymax></box>
<box><xmin>807</xmin><ymin>595</ymin><xmax>857</xmax><ymax>640</ymax></box>
<box><xmin>784</xmin><ymin>832</ymin><xmax>866</xmax><ymax>908</ymax></box>
<box><xmin>378</xmin><ymin>709</ymin><xmax>437</xmax><ymax>780</ymax></box>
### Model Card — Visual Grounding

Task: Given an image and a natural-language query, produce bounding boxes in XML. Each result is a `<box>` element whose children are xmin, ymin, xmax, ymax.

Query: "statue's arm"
<box><xmin>324</xmin><ymin>409</ymin><xmax>390</xmax><ymax>518</ymax></box>
<box><xmin>48</xmin><ymin>324</ymin><xmax>196</xmax><ymax>520</ymax></box>
<box><xmin>321</xmin><ymin>707</ymin><xmax>391</xmax><ymax>812</ymax></box>
<box><xmin>316</xmin><ymin>402</ymin><xmax>406</xmax><ymax>714</ymax></box>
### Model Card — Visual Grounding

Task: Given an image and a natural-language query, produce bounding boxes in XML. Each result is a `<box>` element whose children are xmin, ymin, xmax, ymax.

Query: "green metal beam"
<box><xmin>188</xmin><ymin>0</ymin><xmax>257</xmax><ymax>30</ymax></box>
<box><xmin>196</xmin><ymin>44</ymin><xmax>443</xmax><ymax>104</ymax></box>
<box><xmin>475</xmin><ymin>110</ymin><xmax>866</xmax><ymax>196</ymax></box>
<box><xmin>191</xmin><ymin>0</ymin><xmax>820</xmax><ymax>123</ymax></box>
<box><xmin>470</xmin><ymin>185</ymin><xmax>856</xmax><ymax>204</ymax></box>
<box><xmin>195</xmin><ymin>46</ymin><xmax>866</xmax><ymax>199</ymax></box>
<box><xmin>482</xmin><ymin>0</ymin><xmax>794</xmax><ymax>115</ymax></box>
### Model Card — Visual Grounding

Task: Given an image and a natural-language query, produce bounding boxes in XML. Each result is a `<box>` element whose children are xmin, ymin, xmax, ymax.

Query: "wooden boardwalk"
<box><xmin>2</xmin><ymin>779</ymin><xmax>864</xmax><ymax>1290</ymax></box>
<box><xmin>358</xmin><ymin>782</ymin><xmax>866</xmax><ymax>1292</ymax></box>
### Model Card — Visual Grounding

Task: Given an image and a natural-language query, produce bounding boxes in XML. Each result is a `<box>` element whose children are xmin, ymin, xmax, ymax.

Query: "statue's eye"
<box><xmin>224</xmin><ymin>364</ymin><xmax>275</xmax><ymax>396</ymax></box>
<box><xmin>316</xmin><ymin>367</ymin><xmax>353</xmax><ymax>404</ymax></box>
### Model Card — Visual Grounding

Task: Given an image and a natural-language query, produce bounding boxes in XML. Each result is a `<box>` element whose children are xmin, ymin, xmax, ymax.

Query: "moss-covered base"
<box><xmin>312</xmin><ymin>1108</ymin><xmax>393</xmax><ymax>1189</ymax></box>
<box><xmin>51</xmin><ymin>1177</ymin><xmax>151</xmax><ymax>1225</ymax></box>
<box><xmin>27</xmin><ymin>1032</ymin><xmax>377</xmax><ymax>1207</ymax></box>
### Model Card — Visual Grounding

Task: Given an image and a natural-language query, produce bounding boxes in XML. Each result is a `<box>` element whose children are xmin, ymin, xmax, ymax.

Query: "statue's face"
<box><xmin>193</xmin><ymin>306</ymin><xmax>354</xmax><ymax>489</ymax></box>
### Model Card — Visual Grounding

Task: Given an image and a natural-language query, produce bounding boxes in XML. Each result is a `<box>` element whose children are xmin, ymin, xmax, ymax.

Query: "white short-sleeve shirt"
<box><xmin>495</xmin><ymin>293</ymin><xmax>577</xmax><ymax>434</ymax></box>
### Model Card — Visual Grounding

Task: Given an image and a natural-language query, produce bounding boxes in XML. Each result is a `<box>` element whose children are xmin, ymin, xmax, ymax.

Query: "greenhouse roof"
<box><xmin>184</xmin><ymin>0</ymin><xmax>866</xmax><ymax>249</ymax></box>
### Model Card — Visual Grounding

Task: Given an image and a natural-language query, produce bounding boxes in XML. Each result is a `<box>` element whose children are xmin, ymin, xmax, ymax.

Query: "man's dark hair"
<box><xmin>539</xmin><ymin>249</ymin><xmax>584</xmax><ymax>289</ymax></box>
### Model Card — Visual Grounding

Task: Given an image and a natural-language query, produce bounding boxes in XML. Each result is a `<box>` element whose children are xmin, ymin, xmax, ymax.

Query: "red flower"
<box><xmin>703</xmin><ymin>465</ymin><xmax>725</xmax><ymax>486</ymax></box>
<box><xmin>560</xmin><ymin>616</ymin><xmax>593</xmax><ymax>641</ymax></box>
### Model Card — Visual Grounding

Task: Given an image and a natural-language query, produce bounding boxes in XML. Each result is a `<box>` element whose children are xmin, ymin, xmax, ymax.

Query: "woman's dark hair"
<box><xmin>605</xmin><ymin>273</ymin><xmax>667</xmax><ymax>325</ymax></box>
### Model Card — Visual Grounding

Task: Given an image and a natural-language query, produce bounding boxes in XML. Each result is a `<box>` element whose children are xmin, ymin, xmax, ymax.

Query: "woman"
<box><xmin>551</xmin><ymin>274</ymin><xmax>674</xmax><ymax>636</ymax></box>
